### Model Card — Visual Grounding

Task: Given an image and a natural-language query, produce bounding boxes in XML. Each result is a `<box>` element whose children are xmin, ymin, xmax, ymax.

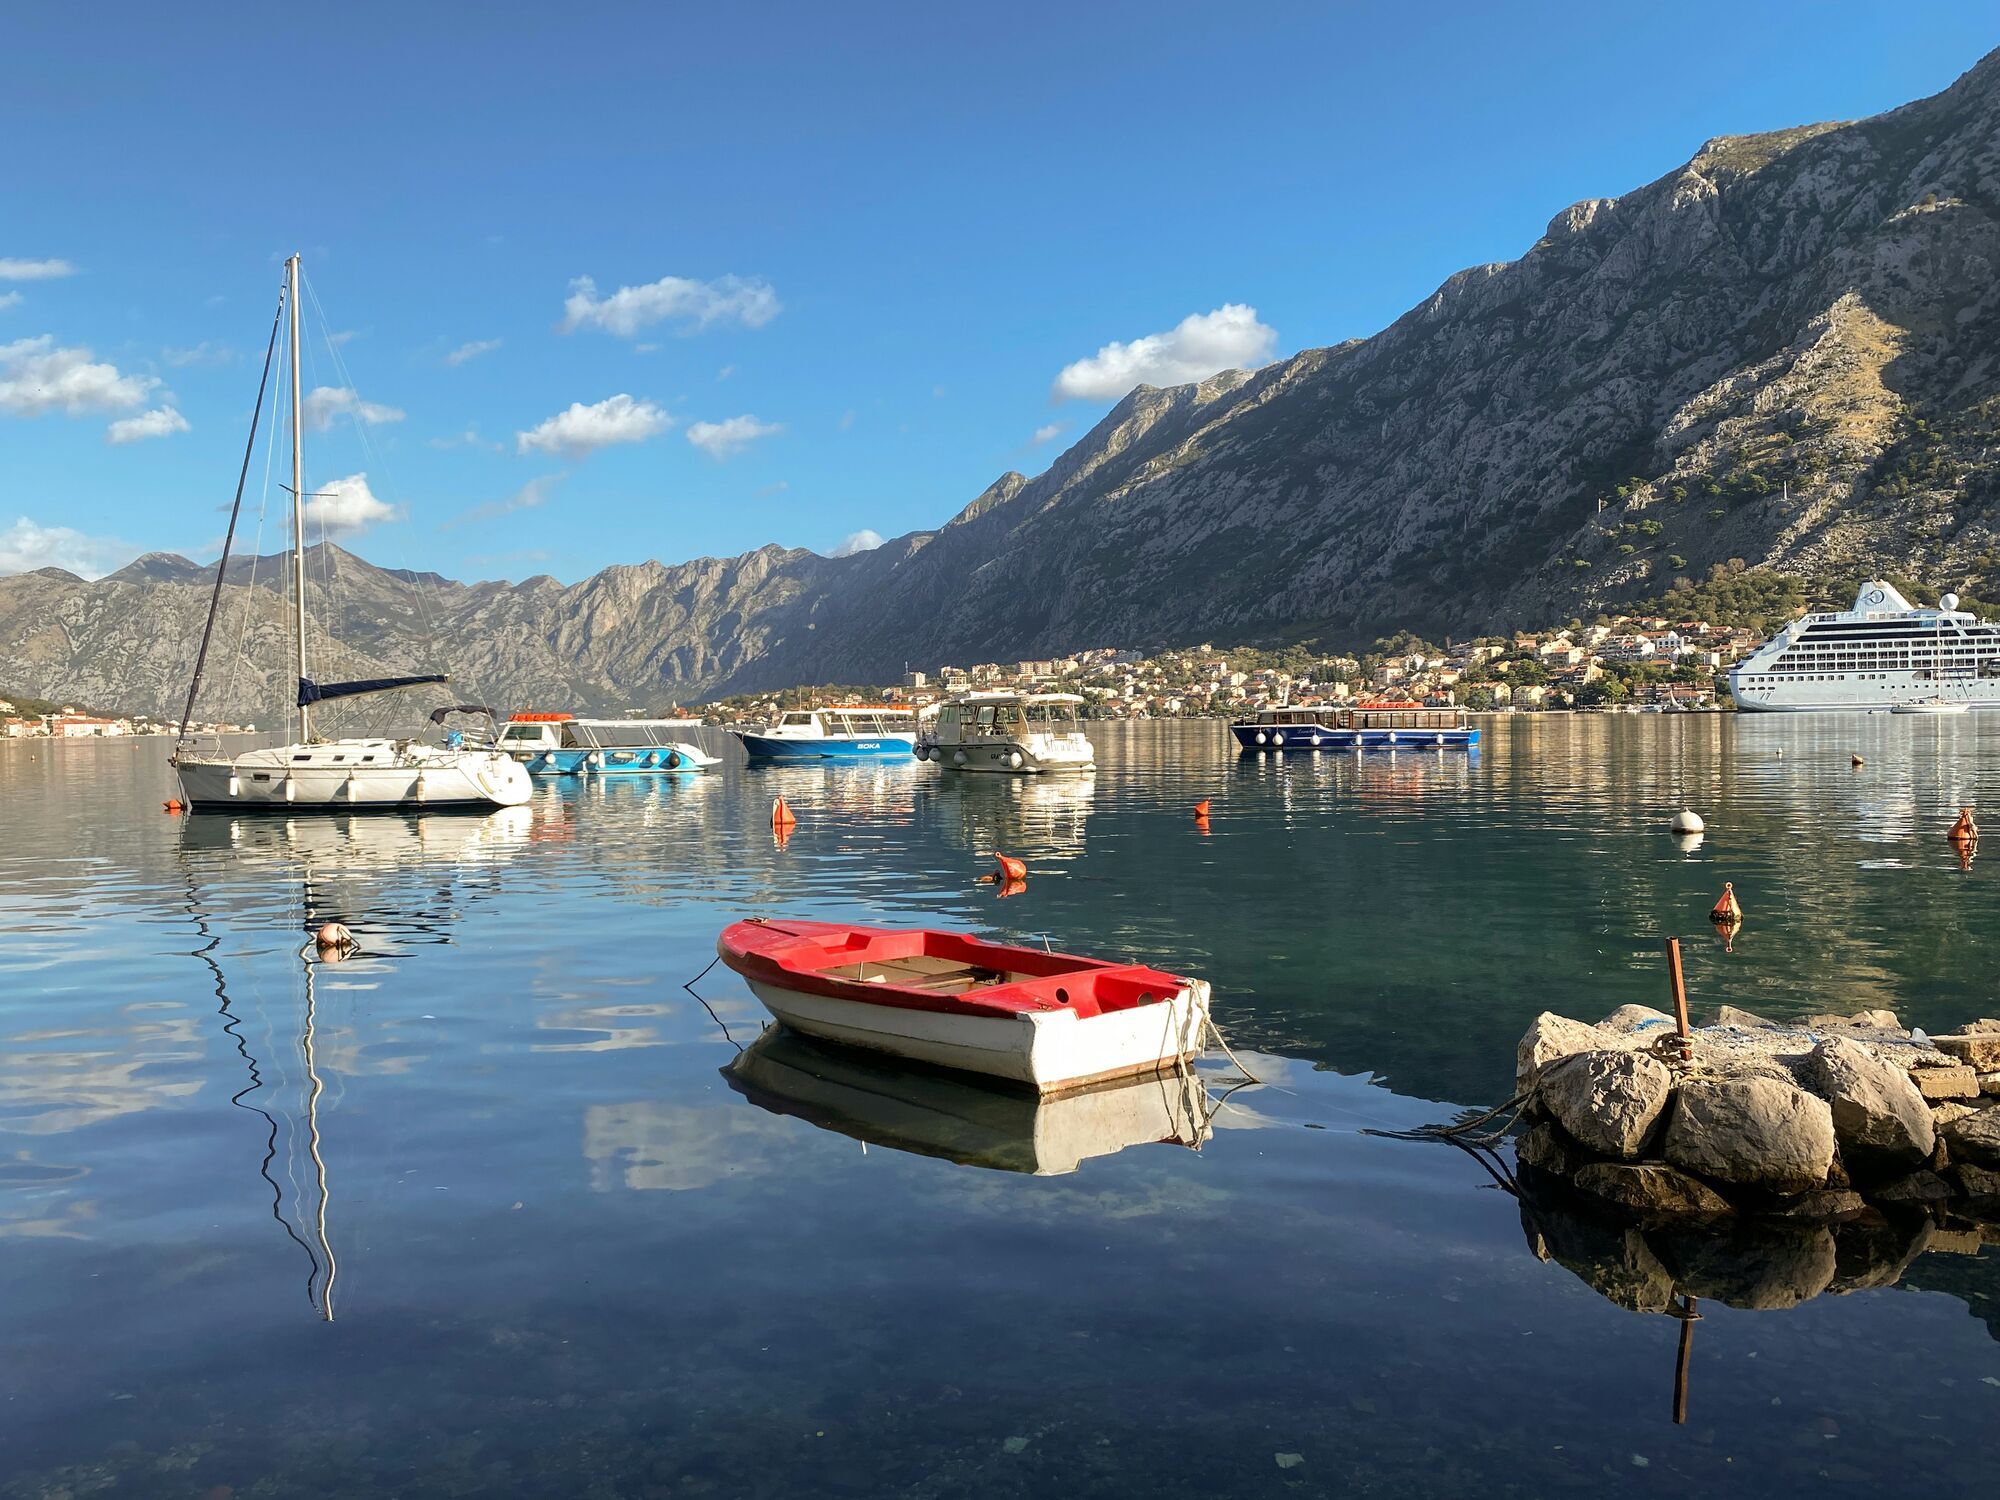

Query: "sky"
<box><xmin>2</xmin><ymin>3</ymin><xmax>1994</xmax><ymax>584</ymax></box>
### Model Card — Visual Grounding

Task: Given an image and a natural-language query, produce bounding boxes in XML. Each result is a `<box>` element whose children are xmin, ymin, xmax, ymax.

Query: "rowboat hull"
<box><xmin>740</xmin><ymin>974</ymin><xmax>1207</xmax><ymax>1094</ymax></box>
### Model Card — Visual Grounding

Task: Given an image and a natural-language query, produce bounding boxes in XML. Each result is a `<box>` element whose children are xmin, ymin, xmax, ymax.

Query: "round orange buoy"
<box><xmin>162</xmin><ymin>798</ymin><xmax>185</xmax><ymax>814</ymax></box>
<box><xmin>1948</xmin><ymin>807</ymin><xmax>1978</xmax><ymax>845</ymax></box>
<box><xmin>989</xmin><ymin>851</ymin><xmax>1028</xmax><ymax>883</ymax></box>
<box><xmin>771</xmin><ymin>795</ymin><xmax>797</xmax><ymax>829</ymax></box>
<box><xmin>1193</xmin><ymin>799</ymin><xmax>1211</xmax><ymax>821</ymax></box>
<box><xmin>1709</xmin><ymin>882</ymin><xmax>1742</xmax><ymax>923</ymax></box>
<box><xmin>315</xmin><ymin>922</ymin><xmax>354</xmax><ymax>952</ymax></box>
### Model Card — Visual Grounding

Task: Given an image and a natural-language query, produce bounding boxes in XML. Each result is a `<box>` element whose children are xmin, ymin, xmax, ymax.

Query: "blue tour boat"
<box><xmin>495</xmin><ymin>713</ymin><xmax>720</xmax><ymax>776</ymax></box>
<box><xmin>733</xmin><ymin>706</ymin><xmax>918</xmax><ymax>761</ymax></box>
<box><xmin>1231</xmin><ymin>702</ymin><xmax>1480</xmax><ymax>751</ymax></box>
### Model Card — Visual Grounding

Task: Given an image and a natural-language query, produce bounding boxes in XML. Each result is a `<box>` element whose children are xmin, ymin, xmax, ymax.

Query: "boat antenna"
<box><xmin>285</xmin><ymin>253</ymin><xmax>312</xmax><ymax>744</ymax></box>
<box><xmin>175</xmin><ymin>285</ymin><xmax>286</xmax><ymax>749</ymax></box>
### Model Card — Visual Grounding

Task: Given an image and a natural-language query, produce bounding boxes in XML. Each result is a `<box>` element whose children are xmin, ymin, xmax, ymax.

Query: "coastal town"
<box><xmin>703</xmin><ymin>606</ymin><xmax>1763</xmax><ymax>725</ymax></box>
<box><xmin>0</xmin><ymin>697</ymin><xmax>251</xmax><ymax>740</ymax></box>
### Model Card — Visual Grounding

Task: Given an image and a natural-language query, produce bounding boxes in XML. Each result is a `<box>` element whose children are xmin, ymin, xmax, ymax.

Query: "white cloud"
<box><xmin>0</xmin><ymin>336</ymin><xmax>157</xmax><ymax>417</ymax></box>
<box><xmin>516</xmin><ymin>394</ymin><xmax>670</xmax><ymax>458</ymax></box>
<box><xmin>429</xmin><ymin>425</ymin><xmax>496</xmax><ymax>451</ymax></box>
<box><xmin>327</xmin><ymin>329</ymin><xmax>358</xmax><ymax>347</ymax></box>
<box><xmin>757</xmin><ymin>480</ymin><xmax>790</xmax><ymax>497</ymax></box>
<box><xmin>1030</xmin><ymin>422</ymin><xmax>1067</xmax><ymax>446</ymax></box>
<box><xmin>444</xmin><ymin>473</ymin><xmax>563</xmax><ymax>528</ymax></box>
<box><xmin>1051</xmin><ymin>303</ymin><xmax>1276</xmax><ymax>402</ymax></box>
<box><xmin>716</xmin><ymin>364</ymin><xmax>736</xmax><ymax>382</ymax></box>
<box><xmin>0</xmin><ymin>516</ymin><xmax>135</xmax><ymax>577</ymax></box>
<box><xmin>106</xmin><ymin>406</ymin><xmax>190</xmax><ymax>444</ymax></box>
<box><xmin>0</xmin><ymin>292</ymin><xmax>19</xmax><ymax>312</ymax></box>
<box><xmin>303</xmin><ymin>385</ymin><xmax>405</xmax><ymax>431</ymax></box>
<box><xmin>0</xmin><ymin>259</ymin><xmax>78</xmax><ymax>281</ymax></box>
<box><xmin>163</xmin><ymin>341</ymin><xmax>234</xmax><ymax>367</ymax></box>
<box><xmin>686</xmin><ymin>413</ymin><xmax>781</xmax><ymax>461</ymax></box>
<box><xmin>304</xmin><ymin>473</ymin><xmax>399</xmax><ymax>537</ymax></box>
<box><xmin>444</xmin><ymin>337</ymin><xmax>501</xmax><ymax>366</ymax></box>
<box><xmin>829</xmin><ymin>528</ymin><xmax>884</xmax><ymax>557</ymax></box>
<box><xmin>560</xmin><ymin>273</ymin><xmax>780</xmax><ymax>337</ymax></box>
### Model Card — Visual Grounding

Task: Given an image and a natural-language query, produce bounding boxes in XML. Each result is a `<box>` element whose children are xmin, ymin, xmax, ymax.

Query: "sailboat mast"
<box><xmin>287</xmin><ymin>254</ymin><xmax>311</xmax><ymax>742</ymax></box>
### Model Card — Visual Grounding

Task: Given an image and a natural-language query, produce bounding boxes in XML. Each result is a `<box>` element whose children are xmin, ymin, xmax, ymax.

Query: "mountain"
<box><xmin>7</xmin><ymin>48</ymin><xmax>2000</xmax><ymax>720</ymax></box>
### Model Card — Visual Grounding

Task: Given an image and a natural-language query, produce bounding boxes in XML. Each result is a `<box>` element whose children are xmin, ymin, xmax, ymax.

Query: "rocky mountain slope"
<box><xmin>7</xmin><ymin>48</ymin><xmax>2000</xmax><ymax>720</ymax></box>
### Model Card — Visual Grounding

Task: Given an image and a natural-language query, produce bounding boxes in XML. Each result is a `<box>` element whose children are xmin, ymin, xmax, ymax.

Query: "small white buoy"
<box><xmin>1670</xmin><ymin>808</ymin><xmax>1705</xmax><ymax>835</ymax></box>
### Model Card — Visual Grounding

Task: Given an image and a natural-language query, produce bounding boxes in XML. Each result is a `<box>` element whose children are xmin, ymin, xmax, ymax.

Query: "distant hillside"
<box><xmin>6</xmin><ymin>47</ymin><xmax>2000</xmax><ymax>720</ymax></box>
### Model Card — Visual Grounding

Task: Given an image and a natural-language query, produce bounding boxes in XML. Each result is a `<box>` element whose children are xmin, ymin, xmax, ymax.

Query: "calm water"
<box><xmin>2</xmin><ymin>717</ymin><xmax>1996</xmax><ymax>1498</ymax></box>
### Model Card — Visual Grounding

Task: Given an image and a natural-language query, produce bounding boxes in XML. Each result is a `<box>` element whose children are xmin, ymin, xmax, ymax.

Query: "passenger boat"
<box><xmin>494</xmin><ymin>712</ymin><xmax>718</xmax><ymax>775</ymax></box>
<box><xmin>723</xmin><ymin>1026</ymin><xmax>1216</xmax><ymax>1175</ymax></box>
<box><xmin>733</xmin><ymin>705</ymin><xmax>917</xmax><ymax>760</ymax></box>
<box><xmin>1730</xmin><ymin>582</ymin><xmax>2000</xmax><ymax>712</ymax></box>
<box><xmin>914</xmin><ymin>692</ymin><xmax>1096</xmax><ymax>773</ymax></box>
<box><xmin>715</xmin><ymin>918</ymin><xmax>1210</xmax><ymax>1094</ymax></box>
<box><xmin>170</xmin><ymin>255</ymin><xmax>531</xmax><ymax>813</ymax></box>
<box><xmin>1230</xmin><ymin>701</ymin><xmax>1479</xmax><ymax>750</ymax></box>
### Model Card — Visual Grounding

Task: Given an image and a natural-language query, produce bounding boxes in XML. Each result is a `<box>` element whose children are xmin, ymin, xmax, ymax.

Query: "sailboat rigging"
<box><xmin>171</xmin><ymin>255</ymin><xmax>532</xmax><ymax>810</ymax></box>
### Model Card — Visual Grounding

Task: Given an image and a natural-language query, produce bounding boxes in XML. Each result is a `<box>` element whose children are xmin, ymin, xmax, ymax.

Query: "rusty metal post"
<box><xmin>1664</xmin><ymin>937</ymin><xmax>1691</xmax><ymax>1062</ymax></box>
<box><xmin>1672</xmin><ymin>1294</ymin><xmax>1698</xmax><ymax>1424</ymax></box>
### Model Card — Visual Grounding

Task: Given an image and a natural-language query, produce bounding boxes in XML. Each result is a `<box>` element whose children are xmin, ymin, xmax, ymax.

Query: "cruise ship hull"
<box><xmin>1729</xmin><ymin>580</ymin><xmax>2000</xmax><ymax>713</ymax></box>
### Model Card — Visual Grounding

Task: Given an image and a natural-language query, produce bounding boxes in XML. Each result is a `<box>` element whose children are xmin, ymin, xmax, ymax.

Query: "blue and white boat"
<box><xmin>733</xmin><ymin>705</ymin><xmax>918</xmax><ymax>761</ymax></box>
<box><xmin>1231</xmin><ymin>702</ymin><xmax>1479</xmax><ymax>751</ymax></box>
<box><xmin>496</xmin><ymin>714</ymin><xmax>720</xmax><ymax>776</ymax></box>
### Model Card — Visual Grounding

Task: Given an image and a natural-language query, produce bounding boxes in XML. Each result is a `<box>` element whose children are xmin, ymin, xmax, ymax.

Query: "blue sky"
<box><xmin>2</xmin><ymin>3</ymin><xmax>1993</xmax><ymax>584</ymax></box>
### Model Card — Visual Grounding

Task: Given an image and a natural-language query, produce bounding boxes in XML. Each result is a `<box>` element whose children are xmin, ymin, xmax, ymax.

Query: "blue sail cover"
<box><xmin>297</xmin><ymin>674</ymin><xmax>448</xmax><ymax>708</ymax></box>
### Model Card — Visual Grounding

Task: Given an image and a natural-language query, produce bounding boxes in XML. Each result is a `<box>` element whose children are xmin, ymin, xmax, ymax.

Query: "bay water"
<box><xmin>2</xmin><ymin>716</ymin><xmax>1996</xmax><ymax>1496</ymax></box>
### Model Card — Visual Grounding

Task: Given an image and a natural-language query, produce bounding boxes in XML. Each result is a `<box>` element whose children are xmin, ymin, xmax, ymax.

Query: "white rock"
<box><xmin>1804</xmin><ymin>1035</ymin><xmax>1934</xmax><ymax>1165</ymax></box>
<box><xmin>1539</xmin><ymin>1050</ymin><xmax>1674</xmax><ymax>1159</ymax></box>
<box><xmin>1663</xmin><ymin>1076</ymin><xmax>1836</xmax><ymax>1195</ymax></box>
<box><xmin>1516</xmin><ymin>1012</ymin><xmax>1612</xmax><ymax>1091</ymax></box>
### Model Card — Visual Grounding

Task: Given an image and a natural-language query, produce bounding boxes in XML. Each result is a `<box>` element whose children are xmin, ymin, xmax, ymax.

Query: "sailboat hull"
<box><xmin>174</xmin><ymin>741</ymin><xmax>532</xmax><ymax>811</ymax></box>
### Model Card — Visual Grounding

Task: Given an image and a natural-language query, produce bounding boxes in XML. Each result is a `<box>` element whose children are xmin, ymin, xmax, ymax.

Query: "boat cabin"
<box><xmin>764</xmin><ymin>706</ymin><xmax>918</xmax><ymax>739</ymax></box>
<box><xmin>499</xmin><ymin>714</ymin><xmax>703</xmax><ymax>752</ymax></box>
<box><xmin>927</xmin><ymin>693</ymin><xmax>1086</xmax><ymax>745</ymax></box>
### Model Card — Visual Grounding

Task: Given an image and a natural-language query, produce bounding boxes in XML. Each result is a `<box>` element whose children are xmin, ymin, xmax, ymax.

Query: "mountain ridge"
<box><xmin>7</xmin><ymin>47</ymin><xmax>2000</xmax><ymax>721</ymax></box>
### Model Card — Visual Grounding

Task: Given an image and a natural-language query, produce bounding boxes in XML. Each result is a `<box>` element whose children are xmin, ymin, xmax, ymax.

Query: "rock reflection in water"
<box><xmin>724</xmin><ymin>1026</ymin><xmax>1214</xmax><ymax>1176</ymax></box>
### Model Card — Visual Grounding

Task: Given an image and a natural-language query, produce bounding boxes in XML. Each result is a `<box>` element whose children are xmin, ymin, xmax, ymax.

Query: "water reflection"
<box><xmin>722</xmin><ymin>1027</ymin><xmax>1217</xmax><ymax>1175</ymax></box>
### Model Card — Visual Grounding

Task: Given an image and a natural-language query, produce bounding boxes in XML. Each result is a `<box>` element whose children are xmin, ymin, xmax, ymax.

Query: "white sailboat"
<box><xmin>171</xmin><ymin>255</ymin><xmax>531</xmax><ymax>811</ymax></box>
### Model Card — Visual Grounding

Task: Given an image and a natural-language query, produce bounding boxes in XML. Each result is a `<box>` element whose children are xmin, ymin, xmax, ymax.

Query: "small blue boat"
<box><xmin>1231</xmin><ymin>702</ymin><xmax>1480</xmax><ymax>751</ymax></box>
<box><xmin>496</xmin><ymin>714</ymin><xmax>720</xmax><ymax>776</ymax></box>
<box><xmin>734</xmin><ymin>706</ymin><xmax>918</xmax><ymax>761</ymax></box>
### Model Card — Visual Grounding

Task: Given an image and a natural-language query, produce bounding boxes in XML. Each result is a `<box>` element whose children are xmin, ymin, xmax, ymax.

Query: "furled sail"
<box><xmin>297</xmin><ymin>674</ymin><xmax>448</xmax><ymax>708</ymax></box>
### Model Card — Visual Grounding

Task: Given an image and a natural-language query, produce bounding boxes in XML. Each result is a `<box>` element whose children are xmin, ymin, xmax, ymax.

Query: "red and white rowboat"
<box><xmin>716</xmin><ymin>919</ymin><xmax>1212</xmax><ymax>1095</ymax></box>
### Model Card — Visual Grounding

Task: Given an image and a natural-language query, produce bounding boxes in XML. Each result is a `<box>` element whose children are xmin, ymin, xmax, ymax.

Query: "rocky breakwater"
<box><xmin>1514</xmin><ymin>1007</ymin><xmax>2000</xmax><ymax>1229</ymax></box>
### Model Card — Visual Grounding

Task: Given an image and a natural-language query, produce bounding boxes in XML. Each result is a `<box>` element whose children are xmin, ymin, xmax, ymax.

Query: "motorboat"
<box><xmin>1890</xmin><ymin>700</ymin><xmax>1970</xmax><ymax>715</ymax></box>
<box><xmin>495</xmin><ymin>712</ymin><xmax>718</xmax><ymax>774</ymax></box>
<box><xmin>715</xmin><ymin>918</ymin><xmax>1209</xmax><ymax>1094</ymax></box>
<box><xmin>733</xmin><ymin>705</ymin><xmax>917</xmax><ymax>761</ymax></box>
<box><xmin>914</xmin><ymin>691</ymin><xmax>1095</xmax><ymax>773</ymax></box>
<box><xmin>722</xmin><ymin>1026</ymin><xmax>1216</xmax><ymax>1175</ymax></box>
<box><xmin>169</xmin><ymin>254</ymin><xmax>530</xmax><ymax>812</ymax></box>
<box><xmin>1231</xmin><ymin>701</ymin><xmax>1479</xmax><ymax>750</ymax></box>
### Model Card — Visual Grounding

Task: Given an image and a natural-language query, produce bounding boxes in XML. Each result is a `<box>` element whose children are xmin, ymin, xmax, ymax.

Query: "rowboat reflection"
<box><xmin>723</xmin><ymin>1026</ymin><xmax>1217</xmax><ymax>1176</ymax></box>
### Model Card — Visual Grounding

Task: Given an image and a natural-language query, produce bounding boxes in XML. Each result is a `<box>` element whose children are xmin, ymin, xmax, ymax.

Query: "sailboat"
<box><xmin>171</xmin><ymin>255</ymin><xmax>533</xmax><ymax>810</ymax></box>
<box><xmin>1891</xmin><ymin>591</ymin><xmax>1972</xmax><ymax>715</ymax></box>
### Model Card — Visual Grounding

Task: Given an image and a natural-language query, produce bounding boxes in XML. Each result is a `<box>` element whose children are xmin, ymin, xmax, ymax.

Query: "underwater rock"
<box><xmin>1538</xmin><ymin>1050</ymin><xmax>1672</xmax><ymax>1160</ymax></box>
<box><xmin>1571</xmin><ymin>1161</ymin><xmax>1734</xmax><ymax>1218</ymax></box>
<box><xmin>1663</xmin><ymin>1076</ymin><xmax>1835</xmax><ymax>1195</ymax></box>
<box><xmin>1805</xmin><ymin>1036</ymin><xmax>1934</xmax><ymax>1167</ymax></box>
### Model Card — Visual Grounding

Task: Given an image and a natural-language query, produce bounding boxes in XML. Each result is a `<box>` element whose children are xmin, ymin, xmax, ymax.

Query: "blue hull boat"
<box><xmin>732</xmin><ymin>706</ymin><xmax>918</xmax><ymax>761</ymax></box>
<box><xmin>1232</xmin><ymin>702</ymin><xmax>1479</xmax><ymax>751</ymax></box>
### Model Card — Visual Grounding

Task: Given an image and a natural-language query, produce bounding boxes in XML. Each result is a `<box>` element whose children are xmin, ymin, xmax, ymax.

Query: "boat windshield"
<box><xmin>1024</xmin><ymin>702</ymin><xmax>1080</xmax><ymax>730</ymax></box>
<box><xmin>499</xmin><ymin>723</ymin><xmax>551</xmax><ymax>744</ymax></box>
<box><xmin>780</xmin><ymin>712</ymin><xmax>817</xmax><ymax>728</ymax></box>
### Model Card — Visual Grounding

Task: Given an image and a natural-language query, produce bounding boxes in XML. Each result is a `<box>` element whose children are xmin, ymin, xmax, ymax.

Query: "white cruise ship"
<box><xmin>1729</xmin><ymin>581</ymin><xmax>2000</xmax><ymax>712</ymax></box>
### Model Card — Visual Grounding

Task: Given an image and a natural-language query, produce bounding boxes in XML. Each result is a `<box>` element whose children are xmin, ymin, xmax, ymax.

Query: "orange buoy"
<box><xmin>1193</xmin><ymin>799</ymin><xmax>1211</xmax><ymax>821</ymax></box>
<box><xmin>995</xmin><ymin>876</ymin><xmax>1028</xmax><ymax>900</ymax></box>
<box><xmin>162</xmin><ymin>798</ymin><xmax>185</xmax><ymax>814</ymax></box>
<box><xmin>989</xmin><ymin>851</ymin><xmax>1028</xmax><ymax>883</ymax></box>
<box><xmin>1709</xmin><ymin>882</ymin><xmax>1742</xmax><ymax>923</ymax></box>
<box><xmin>1948</xmin><ymin>807</ymin><xmax>1978</xmax><ymax>845</ymax></box>
<box><xmin>771</xmin><ymin>795</ymin><xmax>797</xmax><ymax>829</ymax></box>
<box><xmin>314</xmin><ymin>922</ymin><xmax>354</xmax><ymax>953</ymax></box>
<box><xmin>1713</xmin><ymin>915</ymin><xmax>1741</xmax><ymax>953</ymax></box>
<box><xmin>1850</xmin><ymin>754</ymin><xmax>1864</xmax><ymax>768</ymax></box>
<box><xmin>773</xmin><ymin>821</ymin><xmax>793</xmax><ymax>853</ymax></box>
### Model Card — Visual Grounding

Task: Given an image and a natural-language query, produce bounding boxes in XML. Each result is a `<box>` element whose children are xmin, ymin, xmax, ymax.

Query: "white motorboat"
<box><xmin>170</xmin><ymin>255</ymin><xmax>530</xmax><ymax>812</ymax></box>
<box><xmin>914</xmin><ymin>691</ymin><xmax>1095</xmax><ymax>773</ymax></box>
<box><xmin>1889</xmin><ymin>699</ymin><xmax>1970</xmax><ymax>715</ymax></box>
